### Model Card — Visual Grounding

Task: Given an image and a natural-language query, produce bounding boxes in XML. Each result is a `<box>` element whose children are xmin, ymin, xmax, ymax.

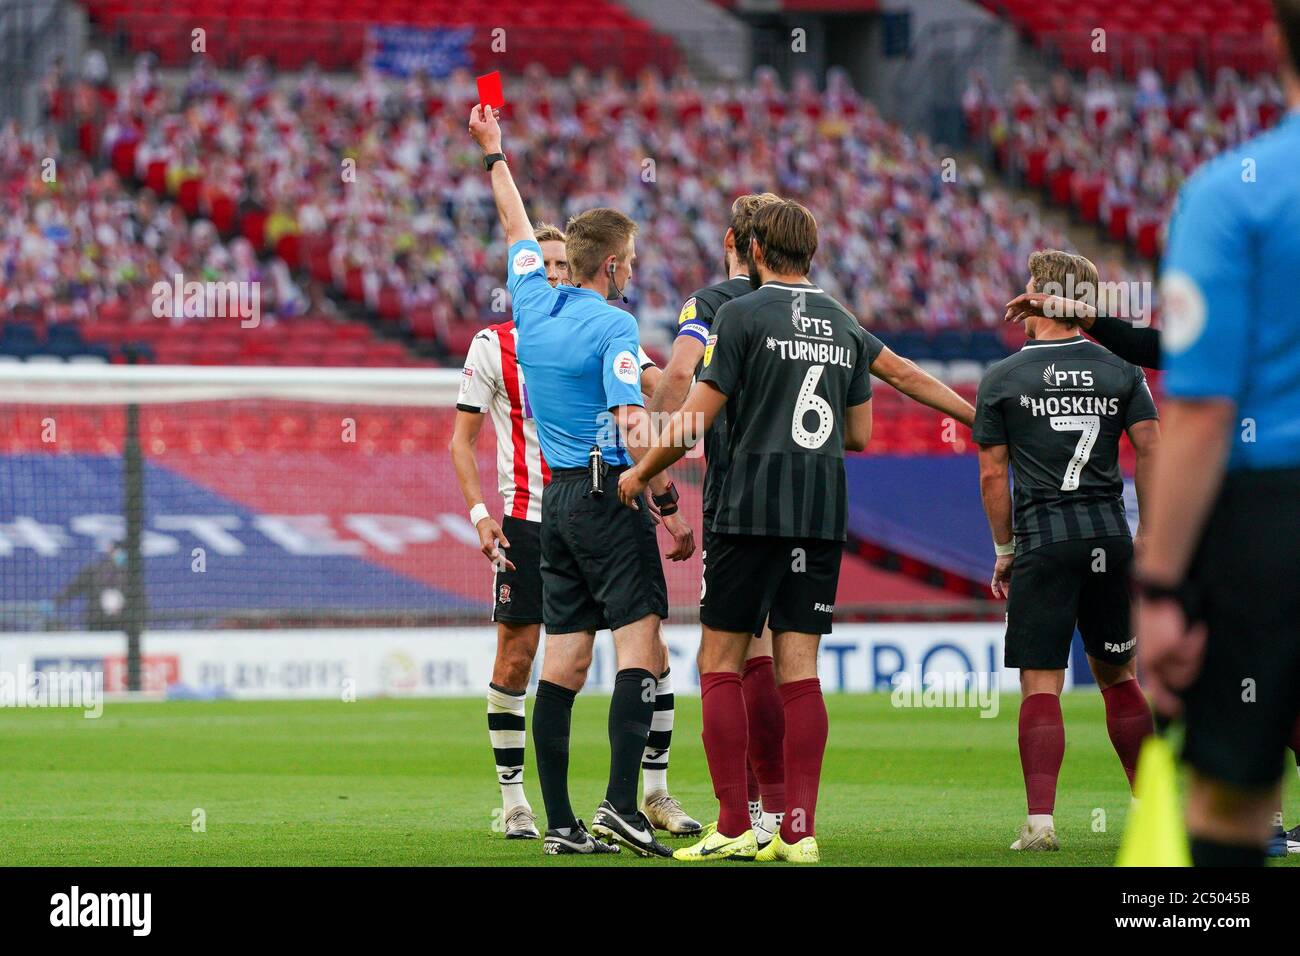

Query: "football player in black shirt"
<box><xmin>621</xmin><ymin>200</ymin><xmax>873</xmax><ymax>863</ymax></box>
<box><xmin>974</xmin><ymin>251</ymin><xmax>1160</xmax><ymax>852</ymax></box>
<box><xmin>651</xmin><ymin>193</ymin><xmax>978</xmax><ymax>850</ymax></box>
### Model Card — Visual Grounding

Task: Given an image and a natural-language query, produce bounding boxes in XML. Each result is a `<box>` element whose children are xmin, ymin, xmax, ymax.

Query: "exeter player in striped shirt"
<box><xmin>449</xmin><ymin>223</ymin><xmax>699</xmax><ymax>842</ymax></box>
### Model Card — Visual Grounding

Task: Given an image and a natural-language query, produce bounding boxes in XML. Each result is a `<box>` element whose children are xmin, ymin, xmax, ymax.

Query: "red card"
<box><xmin>476</xmin><ymin>71</ymin><xmax>504</xmax><ymax>110</ymax></box>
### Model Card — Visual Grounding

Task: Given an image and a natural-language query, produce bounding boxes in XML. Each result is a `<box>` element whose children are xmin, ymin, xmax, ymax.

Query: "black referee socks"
<box><xmin>607</xmin><ymin>668</ymin><xmax>657</xmax><ymax>817</ymax></box>
<box><xmin>533</xmin><ymin>680</ymin><xmax>578</xmax><ymax>833</ymax></box>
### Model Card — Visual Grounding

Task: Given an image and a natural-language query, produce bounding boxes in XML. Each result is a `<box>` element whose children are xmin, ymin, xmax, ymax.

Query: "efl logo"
<box><xmin>512</xmin><ymin>250</ymin><xmax>540</xmax><ymax>274</ymax></box>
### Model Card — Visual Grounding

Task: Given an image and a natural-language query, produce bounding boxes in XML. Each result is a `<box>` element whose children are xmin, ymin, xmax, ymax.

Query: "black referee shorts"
<box><xmin>539</xmin><ymin>465</ymin><xmax>668</xmax><ymax>634</ymax></box>
<box><xmin>700</xmin><ymin>529</ymin><xmax>842</xmax><ymax>636</ymax></box>
<box><xmin>1003</xmin><ymin>535</ymin><xmax>1134</xmax><ymax>670</ymax></box>
<box><xmin>492</xmin><ymin>516</ymin><xmax>544</xmax><ymax>626</ymax></box>
<box><xmin>1181</xmin><ymin>468</ymin><xmax>1300</xmax><ymax>789</ymax></box>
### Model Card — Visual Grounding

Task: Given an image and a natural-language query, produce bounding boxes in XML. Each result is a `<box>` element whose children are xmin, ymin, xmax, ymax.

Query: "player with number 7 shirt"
<box><xmin>974</xmin><ymin>250</ymin><xmax>1160</xmax><ymax>854</ymax></box>
<box><xmin>618</xmin><ymin>199</ymin><xmax>873</xmax><ymax>863</ymax></box>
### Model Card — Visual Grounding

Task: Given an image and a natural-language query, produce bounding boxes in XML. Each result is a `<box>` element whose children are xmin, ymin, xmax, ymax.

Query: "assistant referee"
<box><xmin>1135</xmin><ymin>0</ymin><xmax>1300</xmax><ymax>868</ymax></box>
<box><xmin>467</xmin><ymin>105</ymin><xmax>693</xmax><ymax>859</ymax></box>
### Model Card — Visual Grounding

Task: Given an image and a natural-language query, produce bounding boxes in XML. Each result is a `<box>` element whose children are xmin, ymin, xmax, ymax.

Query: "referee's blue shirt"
<box><xmin>1161</xmin><ymin>109</ymin><xmax>1300</xmax><ymax>471</ymax></box>
<box><xmin>506</xmin><ymin>237</ymin><xmax>644</xmax><ymax>468</ymax></box>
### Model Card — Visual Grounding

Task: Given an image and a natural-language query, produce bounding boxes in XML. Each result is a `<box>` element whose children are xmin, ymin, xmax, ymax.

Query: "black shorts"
<box><xmin>1181</xmin><ymin>468</ymin><xmax>1300</xmax><ymax>789</ymax></box>
<box><xmin>700</xmin><ymin>530</ymin><xmax>842</xmax><ymax>636</ymax></box>
<box><xmin>539</xmin><ymin>466</ymin><xmax>668</xmax><ymax>634</ymax></box>
<box><xmin>492</xmin><ymin>515</ymin><xmax>544</xmax><ymax>626</ymax></box>
<box><xmin>1004</xmin><ymin>535</ymin><xmax>1134</xmax><ymax>670</ymax></box>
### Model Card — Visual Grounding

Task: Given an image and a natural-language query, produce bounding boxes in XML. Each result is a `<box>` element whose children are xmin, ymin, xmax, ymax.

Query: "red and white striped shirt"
<box><xmin>457</xmin><ymin>322</ymin><xmax>550</xmax><ymax>523</ymax></box>
<box><xmin>458</xmin><ymin>323</ymin><xmax>657</xmax><ymax>524</ymax></box>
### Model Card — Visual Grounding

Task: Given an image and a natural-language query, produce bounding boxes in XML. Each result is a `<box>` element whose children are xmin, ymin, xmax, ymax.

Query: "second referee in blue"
<box><xmin>468</xmin><ymin>105</ymin><xmax>694</xmax><ymax>858</ymax></box>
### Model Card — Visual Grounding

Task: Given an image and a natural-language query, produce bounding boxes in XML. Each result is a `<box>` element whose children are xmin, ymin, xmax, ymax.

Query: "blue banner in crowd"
<box><xmin>364</xmin><ymin>26</ymin><xmax>474</xmax><ymax>79</ymax></box>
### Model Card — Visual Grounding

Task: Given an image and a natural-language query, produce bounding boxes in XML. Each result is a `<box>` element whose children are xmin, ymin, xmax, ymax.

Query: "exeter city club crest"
<box><xmin>497</xmin><ymin>584</ymin><xmax>512</xmax><ymax>605</ymax></box>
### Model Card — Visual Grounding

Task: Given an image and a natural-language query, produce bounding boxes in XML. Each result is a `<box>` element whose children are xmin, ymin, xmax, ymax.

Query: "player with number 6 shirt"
<box><xmin>619</xmin><ymin>199</ymin><xmax>873</xmax><ymax>863</ymax></box>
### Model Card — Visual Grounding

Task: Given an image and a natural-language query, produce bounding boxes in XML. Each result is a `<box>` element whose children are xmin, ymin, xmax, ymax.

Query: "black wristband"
<box><xmin>652</xmin><ymin>482</ymin><xmax>679</xmax><ymax>515</ymax></box>
<box><xmin>483</xmin><ymin>152</ymin><xmax>506</xmax><ymax>172</ymax></box>
<box><xmin>1133</xmin><ymin>575</ymin><xmax>1197</xmax><ymax>618</ymax></box>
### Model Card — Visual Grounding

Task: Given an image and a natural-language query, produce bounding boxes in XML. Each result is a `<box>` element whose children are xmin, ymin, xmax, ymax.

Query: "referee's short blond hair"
<box><xmin>565</xmin><ymin>208</ymin><xmax>638</xmax><ymax>283</ymax></box>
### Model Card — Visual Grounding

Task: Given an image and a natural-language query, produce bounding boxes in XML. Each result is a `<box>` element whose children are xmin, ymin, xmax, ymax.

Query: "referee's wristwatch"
<box><xmin>652</xmin><ymin>482</ymin><xmax>680</xmax><ymax>517</ymax></box>
<box><xmin>483</xmin><ymin>152</ymin><xmax>507</xmax><ymax>172</ymax></box>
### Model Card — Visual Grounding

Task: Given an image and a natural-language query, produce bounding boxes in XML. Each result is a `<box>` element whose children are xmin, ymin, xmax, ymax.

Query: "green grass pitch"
<box><xmin>2</xmin><ymin>694</ymin><xmax>1296</xmax><ymax>866</ymax></box>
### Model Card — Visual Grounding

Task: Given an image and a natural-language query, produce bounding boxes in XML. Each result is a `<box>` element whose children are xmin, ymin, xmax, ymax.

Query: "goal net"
<box><xmin>0</xmin><ymin>364</ymin><xmax>707</xmax><ymax>636</ymax></box>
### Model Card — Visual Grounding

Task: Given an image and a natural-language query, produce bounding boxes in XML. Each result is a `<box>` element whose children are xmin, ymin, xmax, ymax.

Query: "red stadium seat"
<box><xmin>241</xmin><ymin>208</ymin><xmax>269</xmax><ymax>250</ymax></box>
<box><xmin>275</xmin><ymin>234</ymin><xmax>301</xmax><ymax>271</ymax></box>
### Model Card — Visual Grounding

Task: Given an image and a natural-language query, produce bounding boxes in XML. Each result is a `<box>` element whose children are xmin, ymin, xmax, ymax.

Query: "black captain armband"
<box><xmin>652</xmin><ymin>482</ymin><xmax>680</xmax><ymax>516</ymax></box>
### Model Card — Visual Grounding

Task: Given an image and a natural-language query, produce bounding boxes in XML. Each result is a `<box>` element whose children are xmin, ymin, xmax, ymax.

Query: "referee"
<box><xmin>467</xmin><ymin>105</ymin><xmax>693</xmax><ymax>858</ymax></box>
<box><xmin>1135</xmin><ymin>0</ymin><xmax>1300</xmax><ymax>868</ymax></box>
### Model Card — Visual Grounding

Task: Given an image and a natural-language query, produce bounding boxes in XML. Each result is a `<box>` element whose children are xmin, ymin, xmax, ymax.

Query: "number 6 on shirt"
<box><xmin>792</xmin><ymin>364</ymin><xmax>835</xmax><ymax>449</ymax></box>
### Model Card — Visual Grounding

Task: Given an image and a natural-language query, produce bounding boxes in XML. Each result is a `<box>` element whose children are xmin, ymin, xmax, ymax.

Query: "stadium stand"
<box><xmin>964</xmin><ymin>65</ymin><xmax>1283</xmax><ymax>261</ymax></box>
<box><xmin>22</xmin><ymin>47</ymin><xmax>1103</xmax><ymax>372</ymax></box>
<box><xmin>0</xmin><ymin>0</ymin><xmax>1172</xmax><ymax>653</ymax></box>
<box><xmin>978</xmin><ymin>0</ymin><xmax>1276</xmax><ymax>81</ymax></box>
<box><xmin>81</xmin><ymin>0</ymin><xmax>680</xmax><ymax>75</ymax></box>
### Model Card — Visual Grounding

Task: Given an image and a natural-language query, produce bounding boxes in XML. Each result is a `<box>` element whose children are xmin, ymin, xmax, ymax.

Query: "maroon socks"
<box><xmin>779</xmin><ymin>677</ymin><xmax>827</xmax><ymax>843</ymax></box>
<box><xmin>700</xmin><ymin>671</ymin><xmax>750</xmax><ymax>837</ymax></box>
<box><xmin>1018</xmin><ymin>692</ymin><xmax>1065</xmax><ymax>816</ymax></box>
<box><xmin>743</xmin><ymin>655</ymin><xmax>787</xmax><ymax>814</ymax></box>
<box><xmin>1101</xmin><ymin>678</ymin><xmax>1154</xmax><ymax>789</ymax></box>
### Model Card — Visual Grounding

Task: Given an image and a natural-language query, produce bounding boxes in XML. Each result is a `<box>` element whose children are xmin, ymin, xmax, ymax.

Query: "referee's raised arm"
<box><xmin>467</xmin><ymin>105</ymin><xmax>532</xmax><ymax>247</ymax></box>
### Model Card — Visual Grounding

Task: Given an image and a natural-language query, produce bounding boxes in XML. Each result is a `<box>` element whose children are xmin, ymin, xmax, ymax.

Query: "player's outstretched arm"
<box><xmin>870</xmin><ymin>346</ymin><xmax>975</xmax><ymax>428</ymax></box>
<box><xmin>845</xmin><ymin>399</ymin><xmax>872</xmax><ymax>451</ymax></box>
<box><xmin>448</xmin><ymin>410</ymin><xmax>515</xmax><ymax>572</ymax></box>
<box><xmin>618</xmin><ymin>381</ymin><xmax>727</xmax><ymax>505</ymax></box>
<box><xmin>614</xmin><ymin>403</ymin><xmax>695</xmax><ymax>561</ymax></box>
<box><xmin>467</xmin><ymin>105</ymin><xmax>532</xmax><ymax>247</ymax></box>
<box><xmin>977</xmin><ymin>442</ymin><xmax>1014</xmax><ymax>598</ymax></box>
<box><xmin>648</xmin><ymin>335</ymin><xmax>705</xmax><ymax>414</ymax></box>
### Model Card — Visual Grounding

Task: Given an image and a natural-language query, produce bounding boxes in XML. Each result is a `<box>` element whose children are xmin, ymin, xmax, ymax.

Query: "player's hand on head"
<box><xmin>467</xmin><ymin>104</ymin><xmax>503</xmax><ymax>154</ymax></box>
<box><xmin>661</xmin><ymin>513</ymin><xmax>695</xmax><ymax>561</ymax></box>
<box><xmin>1136</xmin><ymin>598</ymin><xmax>1206</xmax><ymax>719</ymax></box>
<box><xmin>1003</xmin><ymin>292</ymin><xmax>1096</xmax><ymax>328</ymax></box>
<box><xmin>475</xmin><ymin>515</ymin><xmax>515</xmax><ymax>571</ymax></box>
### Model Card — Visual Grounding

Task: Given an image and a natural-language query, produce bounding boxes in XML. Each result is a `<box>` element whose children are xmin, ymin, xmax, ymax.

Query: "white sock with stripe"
<box><xmin>487</xmin><ymin>684</ymin><xmax>529</xmax><ymax>811</ymax></box>
<box><xmin>641</xmin><ymin>669</ymin><xmax>674</xmax><ymax>795</ymax></box>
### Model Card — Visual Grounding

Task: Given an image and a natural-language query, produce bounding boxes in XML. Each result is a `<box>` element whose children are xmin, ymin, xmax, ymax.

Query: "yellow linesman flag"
<box><xmin>1116</xmin><ymin>734</ymin><xmax>1191</xmax><ymax>866</ymax></box>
